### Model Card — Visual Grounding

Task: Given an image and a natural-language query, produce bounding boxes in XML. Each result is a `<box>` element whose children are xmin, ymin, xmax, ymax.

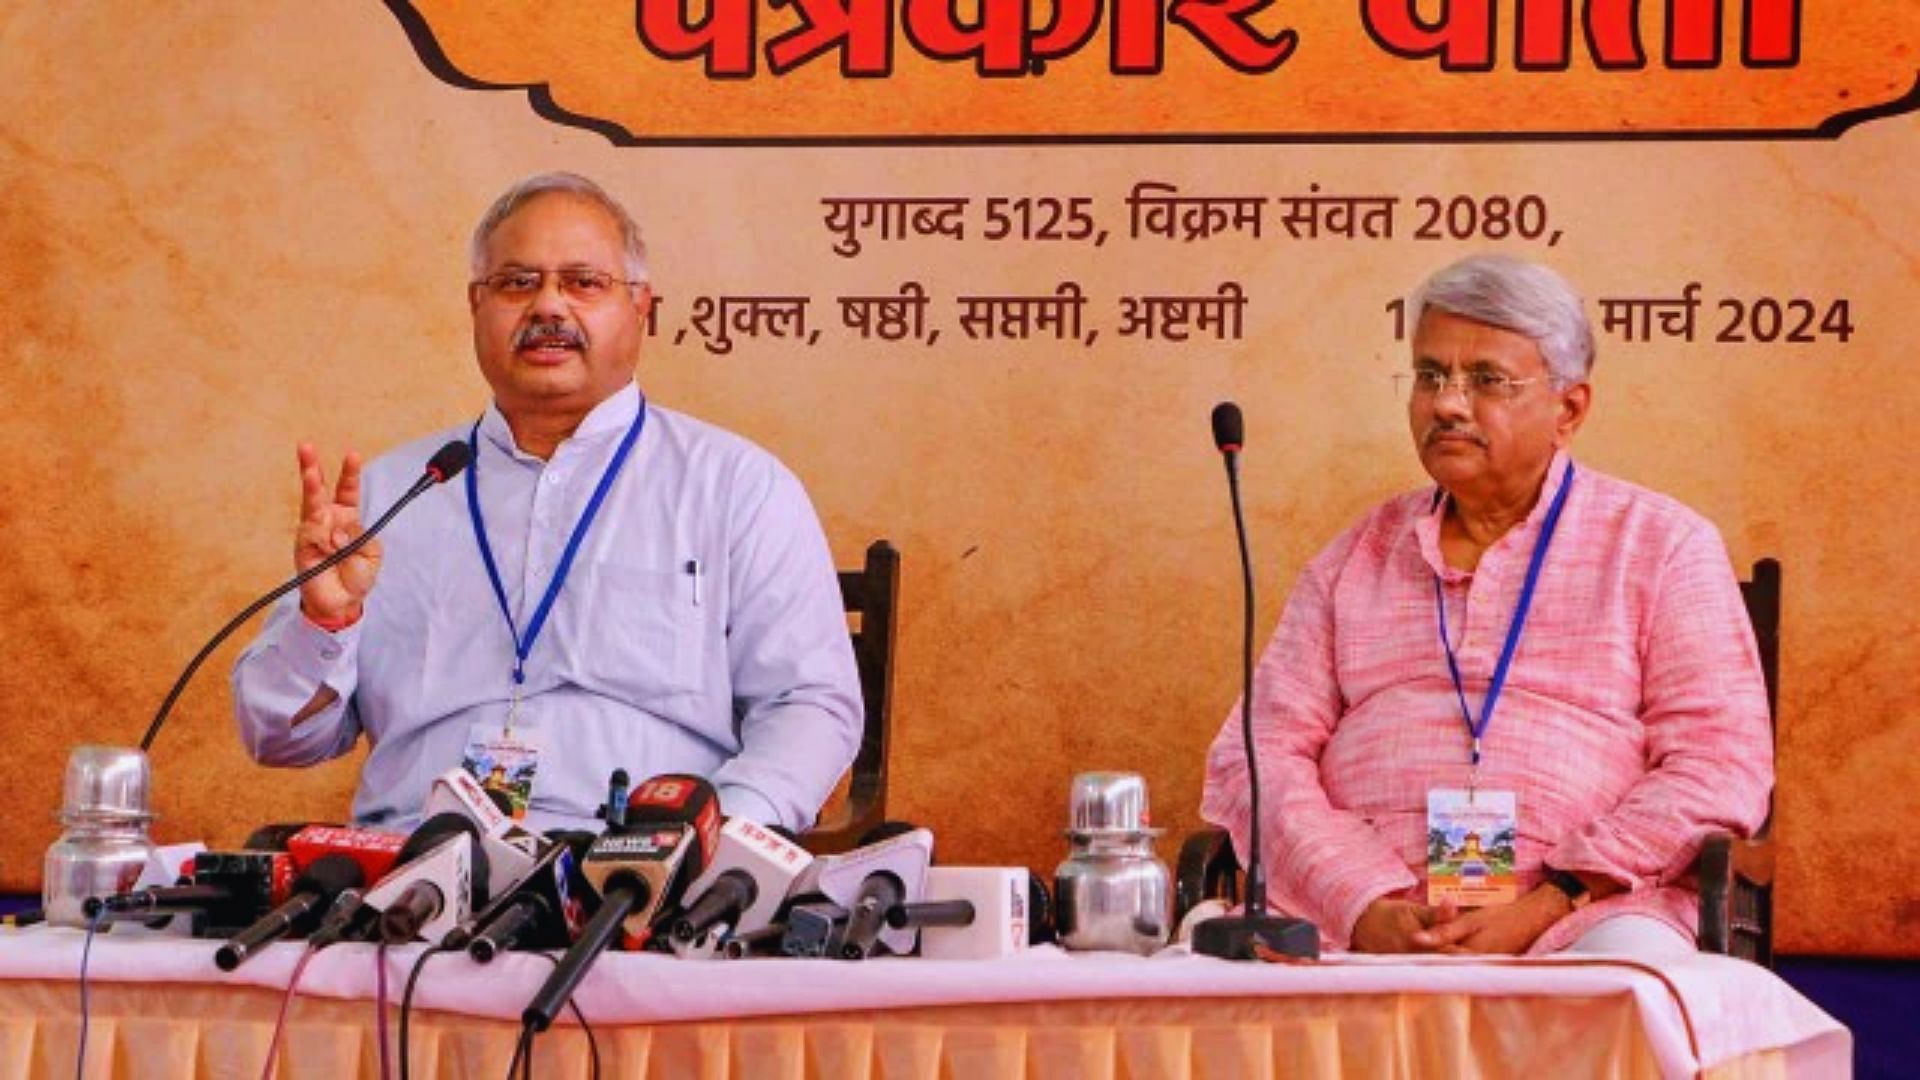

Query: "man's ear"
<box><xmin>1555</xmin><ymin>382</ymin><xmax>1592</xmax><ymax>446</ymax></box>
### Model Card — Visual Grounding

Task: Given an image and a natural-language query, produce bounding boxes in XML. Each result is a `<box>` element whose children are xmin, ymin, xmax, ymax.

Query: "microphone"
<box><xmin>670</xmin><ymin>817</ymin><xmax>813</xmax><ymax>948</ymax></box>
<box><xmin>306</xmin><ymin>814</ymin><xmax>489</xmax><ymax>949</ymax></box>
<box><xmin>421</xmin><ymin>767</ymin><xmax>548</xmax><ymax>901</ymax></box>
<box><xmin>367</xmin><ymin>814</ymin><xmax>489</xmax><ymax>945</ymax></box>
<box><xmin>779</xmin><ymin>900</ymin><xmax>850</xmax><ymax>958</ymax></box>
<box><xmin>600</xmin><ymin>769</ymin><xmax>631</xmax><ymax>829</ymax></box>
<box><xmin>138</xmin><ymin>440</ymin><xmax>473</xmax><ymax>751</ymax></box>
<box><xmin>463</xmin><ymin>831</ymin><xmax>594</xmax><ymax>962</ymax></box>
<box><xmin>1192</xmin><ymin>402</ymin><xmax>1318</xmax><ymax>962</ymax></box>
<box><xmin>79</xmin><ymin>843</ymin><xmax>210</xmax><ymax>935</ymax></box>
<box><xmin>88</xmin><ymin>883</ymin><xmax>231</xmax><ymax>920</ymax></box>
<box><xmin>797</xmin><ymin>824</ymin><xmax>933</xmax><ymax>960</ymax></box>
<box><xmin>284</xmin><ymin>825</ymin><xmax>409</xmax><ymax>885</ymax></box>
<box><xmin>306</xmin><ymin>888</ymin><xmax>375</xmax><ymax>950</ymax></box>
<box><xmin>886</xmin><ymin>900</ymin><xmax>976</xmax><ymax>930</ymax></box>
<box><xmin>1211</xmin><ymin>401</ymin><xmax>1243</xmax><ymax>455</ymax></box>
<box><xmin>840</xmin><ymin>875</ymin><xmax>905</xmax><ymax>961</ymax></box>
<box><xmin>214</xmin><ymin>853</ymin><xmax>364</xmax><ymax>971</ymax></box>
<box><xmin>670</xmin><ymin>918</ymin><xmax>731</xmax><ymax>960</ymax></box>
<box><xmin>900</xmin><ymin>867</ymin><xmax>1031</xmax><ymax>960</ymax></box>
<box><xmin>522</xmin><ymin>775</ymin><xmax>720</xmax><ymax>1033</ymax></box>
<box><xmin>720</xmin><ymin>924</ymin><xmax>787</xmax><ymax>959</ymax></box>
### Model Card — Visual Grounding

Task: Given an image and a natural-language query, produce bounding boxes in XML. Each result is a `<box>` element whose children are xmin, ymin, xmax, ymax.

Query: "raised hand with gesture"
<box><xmin>294</xmin><ymin>442</ymin><xmax>381</xmax><ymax>628</ymax></box>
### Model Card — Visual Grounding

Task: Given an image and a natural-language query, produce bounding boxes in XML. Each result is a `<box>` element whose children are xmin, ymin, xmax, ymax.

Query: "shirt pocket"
<box><xmin>560</xmin><ymin>560</ymin><xmax>708</xmax><ymax>704</ymax></box>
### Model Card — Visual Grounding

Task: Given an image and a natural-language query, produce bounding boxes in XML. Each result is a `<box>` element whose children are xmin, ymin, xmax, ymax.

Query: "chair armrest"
<box><xmin>1174</xmin><ymin>826</ymin><xmax>1242</xmax><ymax>927</ymax></box>
<box><xmin>1696</xmin><ymin>830</ymin><xmax>1775</xmax><ymax>955</ymax></box>
<box><xmin>799</xmin><ymin>785</ymin><xmax>882</xmax><ymax>856</ymax></box>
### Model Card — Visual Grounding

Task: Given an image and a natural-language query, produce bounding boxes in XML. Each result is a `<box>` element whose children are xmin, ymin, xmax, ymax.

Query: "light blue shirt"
<box><xmin>232</xmin><ymin>383</ymin><xmax>862</xmax><ymax>834</ymax></box>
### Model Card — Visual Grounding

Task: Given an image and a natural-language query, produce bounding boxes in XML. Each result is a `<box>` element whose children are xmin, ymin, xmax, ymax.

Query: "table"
<box><xmin>0</xmin><ymin>927</ymin><xmax>1850</xmax><ymax>1078</ymax></box>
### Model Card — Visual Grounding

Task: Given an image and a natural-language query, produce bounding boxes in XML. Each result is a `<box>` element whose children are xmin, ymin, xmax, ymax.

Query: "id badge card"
<box><xmin>1426</xmin><ymin>788</ymin><xmax>1519</xmax><ymax>907</ymax></box>
<box><xmin>461</xmin><ymin>723</ymin><xmax>543</xmax><ymax>821</ymax></box>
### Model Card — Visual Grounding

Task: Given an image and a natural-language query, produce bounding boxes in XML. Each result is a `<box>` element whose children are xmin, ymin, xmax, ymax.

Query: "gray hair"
<box><xmin>468</xmin><ymin>172</ymin><xmax>649</xmax><ymax>284</ymax></box>
<box><xmin>1408</xmin><ymin>254</ymin><xmax>1594</xmax><ymax>387</ymax></box>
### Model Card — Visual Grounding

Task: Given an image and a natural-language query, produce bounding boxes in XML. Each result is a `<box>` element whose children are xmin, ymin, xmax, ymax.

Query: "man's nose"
<box><xmin>528</xmin><ymin>274</ymin><xmax>571</xmax><ymax>317</ymax></box>
<box><xmin>1430</xmin><ymin>377</ymin><xmax>1474</xmax><ymax>419</ymax></box>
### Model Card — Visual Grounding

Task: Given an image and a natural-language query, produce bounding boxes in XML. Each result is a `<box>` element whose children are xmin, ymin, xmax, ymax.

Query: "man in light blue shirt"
<box><xmin>232</xmin><ymin>172</ymin><xmax>862</xmax><ymax>834</ymax></box>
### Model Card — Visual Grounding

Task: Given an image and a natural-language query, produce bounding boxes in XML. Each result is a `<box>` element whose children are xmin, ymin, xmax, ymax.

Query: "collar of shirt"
<box><xmin>477</xmin><ymin>380</ymin><xmax>643</xmax><ymax>464</ymax></box>
<box><xmin>1414</xmin><ymin>448</ymin><xmax>1574</xmax><ymax>583</ymax></box>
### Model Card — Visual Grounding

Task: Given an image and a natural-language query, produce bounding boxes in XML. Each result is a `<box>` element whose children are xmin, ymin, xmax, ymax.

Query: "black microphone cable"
<box><xmin>396</xmin><ymin>947</ymin><xmax>599</xmax><ymax>1080</ymax></box>
<box><xmin>520</xmin><ymin>953</ymin><xmax>602</xmax><ymax>1080</ymax></box>
<box><xmin>397</xmin><ymin>944</ymin><xmax>454</xmax><ymax>1080</ymax></box>
<box><xmin>506</xmin><ymin>1022</ymin><xmax>534</xmax><ymax>1080</ymax></box>
<box><xmin>139</xmin><ymin>440</ymin><xmax>472</xmax><ymax>751</ymax></box>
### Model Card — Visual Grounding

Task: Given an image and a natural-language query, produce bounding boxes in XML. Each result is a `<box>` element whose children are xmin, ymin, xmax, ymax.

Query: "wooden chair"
<box><xmin>1175</xmin><ymin>558</ymin><xmax>1782</xmax><ymax>966</ymax></box>
<box><xmin>1698</xmin><ymin>557</ymin><xmax>1779</xmax><ymax>965</ymax></box>
<box><xmin>800</xmin><ymin>540</ymin><xmax>901</xmax><ymax>855</ymax></box>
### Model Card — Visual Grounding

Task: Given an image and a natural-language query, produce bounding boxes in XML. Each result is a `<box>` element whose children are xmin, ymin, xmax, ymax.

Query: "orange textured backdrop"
<box><xmin>387</xmin><ymin>0</ymin><xmax>1920</xmax><ymax>137</ymax></box>
<box><xmin>0</xmin><ymin>2</ymin><xmax>1915</xmax><ymax>957</ymax></box>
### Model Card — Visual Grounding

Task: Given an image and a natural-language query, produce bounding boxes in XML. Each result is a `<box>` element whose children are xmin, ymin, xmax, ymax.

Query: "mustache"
<box><xmin>514</xmin><ymin>321</ymin><xmax>586</xmax><ymax>350</ymax></box>
<box><xmin>1423</xmin><ymin>424</ymin><xmax>1488</xmax><ymax>447</ymax></box>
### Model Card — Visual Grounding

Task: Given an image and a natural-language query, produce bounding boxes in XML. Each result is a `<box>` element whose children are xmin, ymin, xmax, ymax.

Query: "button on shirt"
<box><xmin>232</xmin><ymin>383</ymin><xmax>863</xmax><ymax>834</ymax></box>
<box><xmin>1200</xmin><ymin>452</ymin><xmax>1773</xmax><ymax>953</ymax></box>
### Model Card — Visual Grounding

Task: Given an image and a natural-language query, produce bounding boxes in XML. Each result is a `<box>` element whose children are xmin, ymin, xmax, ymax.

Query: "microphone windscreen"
<box><xmin>624</xmin><ymin>774</ymin><xmax>723</xmax><ymax>877</ymax></box>
<box><xmin>424</xmin><ymin>441</ymin><xmax>473</xmax><ymax>483</ymax></box>
<box><xmin>1211</xmin><ymin>402</ymin><xmax>1244</xmax><ymax>452</ymax></box>
<box><xmin>398</xmin><ymin>813</ymin><xmax>491</xmax><ymax>905</ymax></box>
<box><xmin>398</xmin><ymin>813</ymin><xmax>479</xmax><ymax>861</ymax></box>
<box><xmin>297</xmin><ymin>853</ymin><xmax>367</xmax><ymax>897</ymax></box>
<box><xmin>286</xmin><ymin>825</ymin><xmax>408</xmax><ymax>883</ymax></box>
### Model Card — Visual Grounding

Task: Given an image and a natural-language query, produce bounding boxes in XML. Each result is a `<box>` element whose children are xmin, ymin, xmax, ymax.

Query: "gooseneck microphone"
<box><xmin>1193</xmin><ymin>402</ymin><xmax>1319</xmax><ymax>962</ymax></box>
<box><xmin>139</xmin><ymin>441</ymin><xmax>473</xmax><ymax>751</ymax></box>
<box><xmin>1212</xmin><ymin>403</ymin><xmax>1263</xmax><ymax>912</ymax></box>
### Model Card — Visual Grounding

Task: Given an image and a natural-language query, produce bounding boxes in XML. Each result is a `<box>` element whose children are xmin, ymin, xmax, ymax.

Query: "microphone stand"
<box><xmin>139</xmin><ymin>447</ymin><xmax>466</xmax><ymax>751</ymax></box>
<box><xmin>1193</xmin><ymin>406</ymin><xmax>1318</xmax><ymax>961</ymax></box>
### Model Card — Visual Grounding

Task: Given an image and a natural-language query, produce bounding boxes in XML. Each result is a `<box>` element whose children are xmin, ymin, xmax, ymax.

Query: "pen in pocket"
<box><xmin>685</xmin><ymin>559</ymin><xmax>702</xmax><ymax>606</ymax></box>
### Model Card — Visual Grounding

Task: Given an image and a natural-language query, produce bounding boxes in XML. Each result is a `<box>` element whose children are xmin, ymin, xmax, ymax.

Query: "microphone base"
<box><xmin>1190</xmin><ymin>913</ymin><xmax>1319</xmax><ymax>962</ymax></box>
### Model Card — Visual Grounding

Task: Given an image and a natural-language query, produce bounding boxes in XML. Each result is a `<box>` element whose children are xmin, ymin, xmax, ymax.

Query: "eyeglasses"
<box><xmin>1395</xmin><ymin>368</ymin><xmax>1543</xmax><ymax>402</ymax></box>
<box><xmin>472</xmin><ymin>268</ymin><xmax>643</xmax><ymax>304</ymax></box>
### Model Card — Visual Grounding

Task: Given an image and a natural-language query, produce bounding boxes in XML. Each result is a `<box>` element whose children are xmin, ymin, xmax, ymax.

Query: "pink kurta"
<box><xmin>1201</xmin><ymin>452</ymin><xmax>1773</xmax><ymax>953</ymax></box>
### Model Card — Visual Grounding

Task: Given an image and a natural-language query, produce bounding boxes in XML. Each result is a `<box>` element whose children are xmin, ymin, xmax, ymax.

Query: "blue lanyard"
<box><xmin>1434</xmin><ymin>462</ymin><xmax>1575</xmax><ymax>769</ymax></box>
<box><xmin>466</xmin><ymin>399</ymin><xmax>649</xmax><ymax>690</ymax></box>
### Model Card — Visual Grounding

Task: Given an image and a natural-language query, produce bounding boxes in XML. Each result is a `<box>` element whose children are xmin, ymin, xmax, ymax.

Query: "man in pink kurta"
<box><xmin>1201</xmin><ymin>256</ymin><xmax>1772</xmax><ymax>956</ymax></box>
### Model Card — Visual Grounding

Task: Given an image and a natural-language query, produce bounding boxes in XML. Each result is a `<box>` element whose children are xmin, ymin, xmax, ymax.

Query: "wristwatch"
<box><xmin>1544</xmin><ymin>868</ymin><xmax>1592</xmax><ymax>910</ymax></box>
